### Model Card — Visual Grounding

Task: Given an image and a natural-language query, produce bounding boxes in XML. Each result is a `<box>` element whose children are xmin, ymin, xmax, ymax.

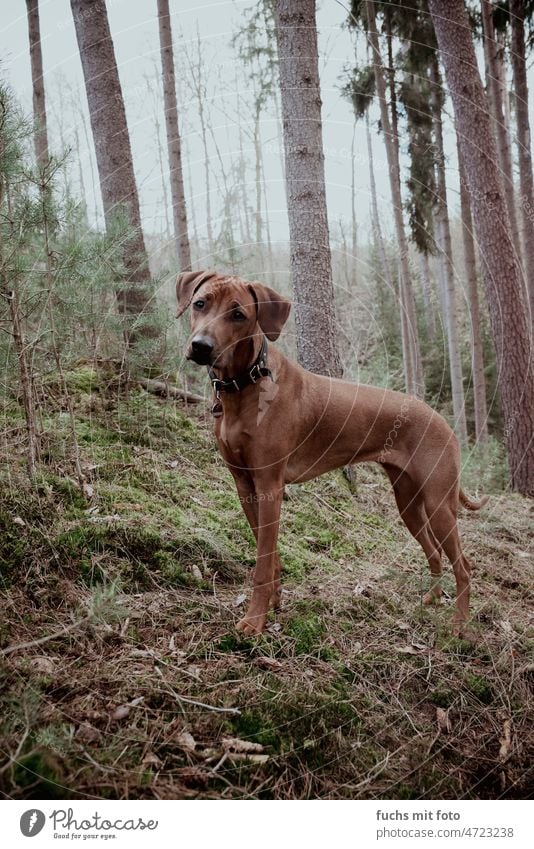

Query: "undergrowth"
<box><xmin>0</xmin><ymin>363</ymin><xmax>532</xmax><ymax>800</ymax></box>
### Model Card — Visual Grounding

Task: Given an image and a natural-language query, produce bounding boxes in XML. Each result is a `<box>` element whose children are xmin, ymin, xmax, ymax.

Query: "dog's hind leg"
<box><xmin>383</xmin><ymin>464</ymin><xmax>443</xmax><ymax>604</ymax></box>
<box><xmin>424</xmin><ymin>497</ymin><xmax>472</xmax><ymax>637</ymax></box>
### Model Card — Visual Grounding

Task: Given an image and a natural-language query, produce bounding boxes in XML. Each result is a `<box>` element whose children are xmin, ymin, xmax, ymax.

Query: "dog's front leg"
<box><xmin>231</xmin><ymin>469</ymin><xmax>282</xmax><ymax>612</ymax></box>
<box><xmin>236</xmin><ymin>474</ymin><xmax>284</xmax><ymax>636</ymax></box>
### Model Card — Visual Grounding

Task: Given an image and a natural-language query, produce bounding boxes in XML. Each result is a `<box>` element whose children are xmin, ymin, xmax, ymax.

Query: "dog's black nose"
<box><xmin>189</xmin><ymin>336</ymin><xmax>214</xmax><ymax>365</ymax></box>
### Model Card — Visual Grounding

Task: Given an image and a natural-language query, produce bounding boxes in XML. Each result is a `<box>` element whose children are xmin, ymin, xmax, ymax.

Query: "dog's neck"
<box><xmin>210</xmin><ymin>333</ymin><xmax>263</xmax><ymax>382</ymax></box>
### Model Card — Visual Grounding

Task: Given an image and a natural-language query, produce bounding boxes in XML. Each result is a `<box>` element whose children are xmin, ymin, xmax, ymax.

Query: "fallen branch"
<box><xmin>0</xmin><ymin>615</ymin><xmax>92</xmax><ymax>656</ymax></box>
<box><xmin>137</xmin><ymin>377</ymin><xmax>204</xmax><ymax>404</ymax></box>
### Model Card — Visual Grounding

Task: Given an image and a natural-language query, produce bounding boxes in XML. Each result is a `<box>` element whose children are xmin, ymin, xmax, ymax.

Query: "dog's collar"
<box><xmin>208</xmin><ymin>336</ymin><xmax>272</xmax><ymax>395</ymax></box>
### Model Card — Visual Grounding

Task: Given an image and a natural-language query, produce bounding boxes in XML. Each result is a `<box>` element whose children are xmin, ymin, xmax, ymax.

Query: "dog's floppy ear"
<box><xmin>176</xmin><ymin>270</ymin><xmax>217</xmax><ymax>317</ymax></box>
<box><xmin>249</xmin><ymin>283</ymin><xmax>291</xmax><ymax>341</ymax></box>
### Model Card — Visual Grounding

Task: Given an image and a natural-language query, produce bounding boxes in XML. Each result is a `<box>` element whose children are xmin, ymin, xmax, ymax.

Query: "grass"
<box><xmin>0</xmin><ymin>362</ymin><xmax>532</xmax><ymax>800</ymax></box>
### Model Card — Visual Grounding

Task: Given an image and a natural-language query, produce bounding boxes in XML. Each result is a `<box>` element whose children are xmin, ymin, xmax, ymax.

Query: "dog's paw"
<box><xmin>452</xmin><ymin>622</ymin><xmax>476</xmax><ymax>643</ymax></box>
<box><xmin>422</xmin><ymin>590</ymin><xmax>442</xmax><ymax>606</ymax></box>
<box><xmin>236</xmin><ymin>615</ymin><xmax>266</xmax><ymax>636</ymax></box>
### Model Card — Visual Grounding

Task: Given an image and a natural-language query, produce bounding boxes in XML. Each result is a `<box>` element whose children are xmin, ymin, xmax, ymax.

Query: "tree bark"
<box><xmin>457</xmin><ymin>138</ymin><xmax>489</xmax><ymax>443</ymax></box>
<box><xmin>157</xmin><ymin>0</ymin><xmax>192</xmax><ymax>271</ymax></box>
<box><xmin>481</xmin><ymin>0</ymin><xmax>522</xmax><ymax>261</ymax></box>
<box><xmin>70</xmin><ymin>0</ymin><xmax>153</xmax><ymax>334</ymax></box>
<box><xmin>510</xmin><ymin>0</ymin><xmax>534</xmax><ymax>321</ymax></box>
<box><xmin>25</xmin><ymin>0</ymin><xmax>49</xmax><ymax>167</ymax></box>
<box><xmin>274</xmin><ymin>0</ymin><xmax>341</xmax><ymax>377</ymax></box>
<box><xmin>430</xmin><ymin>59</ymin><xmax>467</xmax><ymax>444</ymax></box>
<box><xmin>366</xmin><ymin>0</ymin><xmax>424</xmax><ymax>397</ymax></box>
<box><xmin>418</xmin><ymin>252</ymin><xmax>436</xmax><ymax>342</ymax></box>
<box><xmin>366</xmin><ymin>111</ymin><xmax>393</xmax><ymax>293</ymax></box>
<box><xmin>429</xmin><ymin>0</ymin><xmax>534</xmax><ymax>495</ymax></box>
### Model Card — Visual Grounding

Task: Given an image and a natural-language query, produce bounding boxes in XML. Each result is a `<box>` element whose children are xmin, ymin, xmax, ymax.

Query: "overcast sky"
<box><xmin>0</xmin><ymin>0</ymin><xmax>522</xmax><ymax>259</ymax></box>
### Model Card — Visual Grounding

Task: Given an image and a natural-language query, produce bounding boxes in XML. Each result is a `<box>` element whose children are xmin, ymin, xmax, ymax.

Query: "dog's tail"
<box><xmin>459</xmin><ymin>489</ymin><xmax>489</xmax><ymax>511</ymax></box>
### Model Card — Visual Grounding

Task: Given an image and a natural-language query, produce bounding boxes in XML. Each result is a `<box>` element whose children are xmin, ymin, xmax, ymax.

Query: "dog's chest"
<box><xmin>215</xmin><ymin>417</ymin><xmax>254</xmax><ymax>466</ymax></box>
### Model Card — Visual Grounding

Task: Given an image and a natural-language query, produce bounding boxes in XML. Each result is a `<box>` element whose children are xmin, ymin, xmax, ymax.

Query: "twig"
<box><xmin>137</xmin><ymin>377</ymin><xmax>204</xmax><ymax>404</ymax></box>
<box><xmin>0</xmin><ymin>615</ymin><xmax>91</xmax><ymax>656</ymax></box>
<box><xmin>157</xmin><ymin>685</ymin><xmax>240</xmax><ymax>715</ymax></box>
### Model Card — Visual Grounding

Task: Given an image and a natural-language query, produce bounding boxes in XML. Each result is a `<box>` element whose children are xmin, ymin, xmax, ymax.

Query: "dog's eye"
<box><xmin>232</xmin><ymin>309</ymin><xmax>246</xmax><ymax>321</ymax></box>
<box><xmin>193</xmin><ymin>299</ymin><xmax>205</xmax><ymax>310</ymax></box>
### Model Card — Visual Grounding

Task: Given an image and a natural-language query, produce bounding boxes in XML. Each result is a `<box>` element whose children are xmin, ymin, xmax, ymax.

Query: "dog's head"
<box><xmin>176</xmin><ymin>270</ymin><xmax>291</xmax><ymax>369</ymax></box>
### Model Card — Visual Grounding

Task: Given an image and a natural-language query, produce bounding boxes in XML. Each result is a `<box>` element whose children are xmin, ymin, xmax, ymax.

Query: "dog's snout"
<box><xmin>189</xmin><ymin>336</ymin><xmax>214</xmax><ymax>365</ymax></box>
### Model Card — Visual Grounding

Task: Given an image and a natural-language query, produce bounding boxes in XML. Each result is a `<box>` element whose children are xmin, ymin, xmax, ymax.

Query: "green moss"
<box><xmin>286</xmin><ymin>612</ymin><xmax>328</xmax><ymax>657</ymax></box>
<box><xmin>430</xmin><ymin>688</ymin><xmax>455</xmax><ymax>709</ymax></box>
<box><xmin>13</xmin><ymin>751</ymin><xmax>66</xmax><ymax>799</ymax></box>
<box><xmin>464</xmin><ymin>673</ymin><xmax>493</xmax><ymax>704</ymax></box>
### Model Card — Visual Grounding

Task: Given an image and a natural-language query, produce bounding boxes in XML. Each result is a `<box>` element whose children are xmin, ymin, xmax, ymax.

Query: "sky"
<box><xmin>0</xmin><ymin>0</ymin><xmax>523</xmax><ymax>258</ymax></box>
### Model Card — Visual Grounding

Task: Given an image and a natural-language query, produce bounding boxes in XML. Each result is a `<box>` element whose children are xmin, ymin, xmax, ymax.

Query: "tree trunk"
<box><xmin>350</xmin><ymin>122</ymin><xmax>358</xmax><ymax>287</ymax></box>
<box><xmin>274</xmin><ymin>0</ymin><xmax>341</xmax><ymax>377</ymax></box>
<box><xmin>418</xmin><ymin>252</ymin><xmax>436</xmax><ymax>342</ymax></box>
<box><xmin>70</xmin><ymin>0</ymin><xmax>154</xmax><ymax>335</ymax></box>
<box><xmin>429</xmin><ymin>0</ymin><xmax>534</xmax><ymax>495</ymax></box>
<box><xmin>457</xmin><ymin>138</ymin><xmax>489</xmax><ymax>444</ymax></box>
<box><xmin>430</xmin><ymin>59</ymin><xmax>467</xmax><ymax>444</ymax></box>
<box><xmin>366</xmin><ymin>0</ymin><xmax>424</xmax><ymax>397</ymax></box>
<box><xmin>481</xmin><ymin>0</ymin><xmax>522</xmax><ymax>261</ymax></box>
<box><xmin>366</xmin><ymin>112</ymin><xmax>393</xmax><ymax>293</ymax></box>
<box><xmin>510</xmin><ymin>0</ymin><xmax>534</xmax><ymax>321</ymax></box>
<box><xmin>25</xmin><ymin>0</ymin><xmax>49</xmax><ymax>167</ymax></box>
<box><xmin>253</xmin><ymin>99</ymin><xmax>263</xmax><ymax>254</ymax></box>
<box><xmin>157</xmin><ymin>0</ymin><xmax>192</xmax><ymax>271</ymax></box>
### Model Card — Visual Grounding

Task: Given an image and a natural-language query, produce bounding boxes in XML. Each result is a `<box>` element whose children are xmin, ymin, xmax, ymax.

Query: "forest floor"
<box><xmin>0</xmin><ymin>362</ymin><xmax>533</xmax><ymax>800</ymax></box>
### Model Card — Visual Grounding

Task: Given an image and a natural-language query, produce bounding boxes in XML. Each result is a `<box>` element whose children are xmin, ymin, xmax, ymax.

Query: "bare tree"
<box><xmin>457</xmin><ymin>140</ymin><xmax>489</xmax><ymax>444</ymax></box>
<box><xmin>274</xmin><ymin>0</ymin><xmax>341</xmax><ymax>377</ymax></box>
<box><xmin>25</xmin><ymin>0</ymin><xmax>48</xmax><ymax>167</ymax></box>
<box><xmin>70</xmin><ymin>0</ymin><xmax>154</xmax><ymax>336</ymax></box>
<box><xmin>366</xmin><ymin>0</ymin><xmax>424</xmax><ymax>397</ymax></box>
<box><xmin>429</xmin><ymin>0</ymin><xmax>534</xmax><ymax>495</ymax></box>
<box><xmin>183</xmin><ymin>30</ymin><xmax>214</xmax><ymax>257</ymax></box>
<box><xmin>510</xmin><ymin>0</ymin><xmax>534</xmax><ymax>321</ymax></box>
<box><xmin>430</xmin><ymin>58</ymin><xmax>467</xmax><ymax>443</ymax></box>
<box><xmin>157</xmin><ymin>0</ymin><xmax>192</xmax><ymax>270</ymax></box>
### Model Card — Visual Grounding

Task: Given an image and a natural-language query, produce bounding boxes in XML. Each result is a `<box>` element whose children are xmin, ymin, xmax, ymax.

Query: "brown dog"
<box><xmin>177</xmin><ymin>270</ymin><xmax>487</xmax><ymax>637</ymax></box>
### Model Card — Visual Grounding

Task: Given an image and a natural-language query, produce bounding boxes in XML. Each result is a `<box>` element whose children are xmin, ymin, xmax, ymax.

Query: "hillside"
<box><xmin>0</xmin><ymin>364</ymin><xmax>532</xmax><ymax>800</ymax></box>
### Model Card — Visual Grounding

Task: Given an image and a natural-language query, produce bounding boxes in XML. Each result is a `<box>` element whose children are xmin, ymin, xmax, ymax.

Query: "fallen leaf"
<box><xmin>234</xmin><ymin>593</ymin><xmax>247</xmax><ymax>607</ymax></box>
<box><xmin>189</xmin><ymin>564</ymin><xmax>203</xmax><ymax>581</ymax></box>
<box><xmin>436</xmin><ymin>707</ymin><xmax>451</xmax><ymax>733</ymax></box>
<box><xmin>221</xmin><ymin>737</ymin><xmax>264</xmax><ymax>754</ymax></box>
<box><xmin>29</xmin><ymin>656</ymin><xmax>55</xmax><ymax>674</ymax></box>
<box><xmin>175</xmin><ymin>731</ymin><xmax>197</xmax><ymax>752</ymax></box>
<box><xmin>255</xmin><ymin>656</ymin><xmax>282</xmax><ymax>671</ymax></box>
<box><xmin>111</xmin><ymin>704</ymin><xmax>130</xmax><ymax>721</ymax></box>
<box><xmin>142</xmin><ymin>751</ymin><xmax>163</xmax><ymax>768</ymax></box>
<box><xmin>394</xmin><ymin>643</ymin><xmax>429</xmax><ymax>654</ymax></box>
<box><xmin>13</xmin><ymin>516</ymin><xmax>25</xmax><ymax>527</ymax></box>
<box><xmin>226</xmin><ymin>752</ymin><xmax>269</xmax><ymax>764</ymax></box>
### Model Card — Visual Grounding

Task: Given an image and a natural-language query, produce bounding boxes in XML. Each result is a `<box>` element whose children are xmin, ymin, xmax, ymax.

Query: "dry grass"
<box><xmin>0</xmin><ymin>364</ymin><xmax>532</xmax><ymax>799</ymax></box>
